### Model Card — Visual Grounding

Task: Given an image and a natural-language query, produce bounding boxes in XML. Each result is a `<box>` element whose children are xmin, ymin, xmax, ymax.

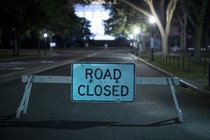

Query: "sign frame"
<box><xmin>71</xmin><ymin>63</ymin><xmax>135</xmax><ymax>102</ymax></box>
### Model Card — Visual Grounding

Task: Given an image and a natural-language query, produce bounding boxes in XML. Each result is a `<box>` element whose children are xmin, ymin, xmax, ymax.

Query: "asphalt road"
<box><xmin>0</xmin><ymin>49</ymin><xmax>210</xmax><ymax>140</ymax></box>
<box><xmin>0</xmin><ymin>50</ymin><xmax>100</xmax><ymax>83</ymax></box>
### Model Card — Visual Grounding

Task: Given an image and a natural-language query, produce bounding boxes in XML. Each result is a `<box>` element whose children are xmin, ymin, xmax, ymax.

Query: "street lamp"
<box><xmin>149</xmin><ymin>16</ymin><xmax>156</xmax><ymax>61</ymax></box>
<box><xmin>43</xmin><ymin>33</ymin><xmax>48</xmax><ymax>55</ymax></box>
<box><xmin>149</xmin><ymin>16</ymin><xmax>156</xmax><ymax>24</ymax></box>
<box><xmin>133</xmin><ymin>27</ymin><xmax>141</xmax><ymax>56</ymax></box>
<box><xmin>43</xmin><ymin>33</ymin><xmax>48</xmax><ymax>38</ymax></box>
<box><xmin>134</xmin><ymin>27</ymin><xmax>140</xmax><ymax>35</ymax></box>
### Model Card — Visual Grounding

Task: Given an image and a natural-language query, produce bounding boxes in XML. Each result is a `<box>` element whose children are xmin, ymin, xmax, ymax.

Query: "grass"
<box><xmin>139</xmin><ymin>52</ymin><xmax>210</xmax><ymax>93</ymax></box>
<box><xmin>0</xmin><ymin>49</ymin><xmax>47</xmax><ymax>60</ymax></box>
<box><xmin>203</xmin><ymin>85</ymin><xmax>210</xmax><ymax>92</ymax></box>
<box><xmin>139</xmin><ymin>53</ymin><xmax>209</xmax><ymax>79</ymax></box>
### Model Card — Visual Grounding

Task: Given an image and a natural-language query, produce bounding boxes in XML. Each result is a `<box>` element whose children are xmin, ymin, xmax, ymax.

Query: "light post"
<box><xmin>43</xmin><ymin>33</ymin><xmax>48</xmax><ymax>55</ymax></box>
<box><xmin>133</xmin><ymin>27</ymin><xmax>141</xmax><ymax>56</ymax></box>
<box><xmin>149</xmin><ymin>16</ymin><xmax>156</xmax><ymax>61</ymax></box>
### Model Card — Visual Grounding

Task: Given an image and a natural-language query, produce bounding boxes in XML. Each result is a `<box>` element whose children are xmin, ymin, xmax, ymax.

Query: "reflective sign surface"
<box><xmin>72</xmin><ymin>63</ymin><xmax>135</xmax><ymax>102</ymax></box>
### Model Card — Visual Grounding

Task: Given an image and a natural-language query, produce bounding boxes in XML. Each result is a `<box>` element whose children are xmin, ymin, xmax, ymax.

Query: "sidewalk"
<box><xmin>132</xmin><ymin>54</ymin><xmax>210</xmax><ymax>98</ymax></box>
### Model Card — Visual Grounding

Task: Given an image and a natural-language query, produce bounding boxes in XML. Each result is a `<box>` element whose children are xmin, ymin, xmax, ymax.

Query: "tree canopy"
<box><xmin>104</xmin><ymin>4</ymin><xmax>146</xmax><ymax>38</ymax></box>
<box><xmin>0</xmin><ymin>0</ymin><xmax>75</xmax><ymax>35</ymax></box>
<box><xmin>0</xmin><ymin>0</ymin><xmax>92</xmax><ymax>53</ymax></box>
<box><xmin>180</xmin><ymin>0</ymin><xmax>209</xmax><ymax>63</ymax></box>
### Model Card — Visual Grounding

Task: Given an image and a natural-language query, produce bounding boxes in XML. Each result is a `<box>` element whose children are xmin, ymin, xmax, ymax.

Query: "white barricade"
<box><xmin>16</xmin><ymin>75</ymin><xmax>183</xmax><ymax>123</ymax></box>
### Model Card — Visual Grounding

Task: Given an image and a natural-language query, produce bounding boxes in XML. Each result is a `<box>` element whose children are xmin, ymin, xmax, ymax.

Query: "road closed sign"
<box><xmin>72</xmin><ymin>63</ymin><xmax>135</xmax><ymax>102</ymax></box>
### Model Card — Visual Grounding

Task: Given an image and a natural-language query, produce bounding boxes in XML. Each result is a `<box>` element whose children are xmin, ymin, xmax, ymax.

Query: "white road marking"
<box><xmin>41</xmin><ymin>61</ymin><xmax>55</xmax><ymax>63</ymax></box>
<box><xmin>10</xmin><ymin>67</ymin><xmax>25</xmax><ymax>70</ymax></box>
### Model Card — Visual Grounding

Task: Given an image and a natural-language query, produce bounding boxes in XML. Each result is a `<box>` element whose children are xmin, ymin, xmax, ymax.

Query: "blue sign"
<box><xmin>72</xmin><ymin>63</ymin><xmax>135</xmax><ymax>102</ymax></box>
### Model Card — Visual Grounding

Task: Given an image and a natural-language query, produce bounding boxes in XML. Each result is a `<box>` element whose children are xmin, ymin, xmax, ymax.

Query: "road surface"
<box><xmin>0</xmin><ymin>49</ymin><xmax>210</xmax><ymax>140</ymax></box>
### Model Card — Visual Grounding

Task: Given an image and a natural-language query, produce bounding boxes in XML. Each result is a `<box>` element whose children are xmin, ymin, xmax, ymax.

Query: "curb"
<box><xmin>130</xmin><ymin>54</ymin><xmax>210</xmax><ymax>98</ymax></box>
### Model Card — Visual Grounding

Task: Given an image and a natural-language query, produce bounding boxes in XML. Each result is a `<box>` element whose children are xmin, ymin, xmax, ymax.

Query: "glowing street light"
<box><xmin>43</xmin><ymin>33</ymin><xmax>48</xmax><ymax>55</ymax></box>
<box><xmin>149</xmin><ymin>16</ymin><xmax>156</xmax><ymax>24</ymax></box>
<box><xmin>43</xmin><ymin>33</ymin><xmax>48</xmax><ymax>38</ymax></box>
<box><xmin>134</xmin><ymin>27</ymin><xmax>141</xmax><ymax>35</ymax></box>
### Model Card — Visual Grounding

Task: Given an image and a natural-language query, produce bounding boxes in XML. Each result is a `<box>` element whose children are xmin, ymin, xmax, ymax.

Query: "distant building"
<box><xmin>74</xmin><ymin>4</ymin><xmax>115</xmax><ymax>40</ymax></box>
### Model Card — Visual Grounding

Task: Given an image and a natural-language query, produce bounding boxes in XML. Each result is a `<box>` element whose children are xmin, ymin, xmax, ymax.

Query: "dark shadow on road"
<box><xmin>0</xmin><ymin>120</ymin><xmax>119</xmax><ymax>130</ymax></box>
<box><xmin>0</xmin><ymin>118</ymin><xmax>180</xmax><ymax>130</ymax></box>
<box><xmin>0</xmin><ymin>114</ymin><xmax>16</xmax><ymax>120</ymax></box>
<box><xmin>110</xmin><ymin>118</ymin><xmax>181</xmax><ymax>127</ymax></box>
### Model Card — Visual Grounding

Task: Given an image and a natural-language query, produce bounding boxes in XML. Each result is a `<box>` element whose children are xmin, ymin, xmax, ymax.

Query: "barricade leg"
<box><xmin>168</xmin><ymin>78</ymin><xmax>184</xmax><ymax>123</ymax></box>
<box><xmin>16</xmin><ymin>75</ymin><xmax>33</xmax><ymax>118</ymax></box>
<box><xmin>23</xmin><ymin>81</ymin><xmax>33</xmax><ymax>114</ymax></box>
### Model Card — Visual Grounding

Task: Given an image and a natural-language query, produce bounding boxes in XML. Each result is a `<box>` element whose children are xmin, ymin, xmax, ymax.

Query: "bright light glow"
<box><xmin>149</xmin><ymin>16</ymin><xmax>156</xmax><ymax>24</ymax></box>
<box><xmin>43</xmin><ymin>33</ymin><xmax>48</xmax><ymax>38</ymax></box>
<box><xmin>74</xmin><ymin>4</ymin><xmax>114</xmax><ymax>40</ymax></box>
<box><xmin>134</xmin><ymin>28</ymin><xmax>141</xmax><ymax>35</ymax></box>
<box><xmin>91</xmin><ymin>0</ymin><xmax>105</xmax><ymax>4</ymax></box>
<box><xmin>128</xmin><ymin>34</ymin><xmax>134</xmax><ymax>40</ymax></box>
<box><xmin>90</xmin><ymin>0</ymin><xmax>117</xmax><ymax>4</ymax></box>
<box><xmin>94</xmin><ymin>35</ymin><xmax>115</xmax><ymax>40</ymax></box>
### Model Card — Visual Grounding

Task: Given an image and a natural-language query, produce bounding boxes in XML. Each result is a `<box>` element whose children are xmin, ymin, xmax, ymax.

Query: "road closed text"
<box><xmin>78</xmin><ymin>85</ymin><xmax>129</xmax><ymax>97</ymax></box>
<box><xmin>72</xmin><ymin>63</ymin><xmax>135</xmax><ymax>102</ymax></box>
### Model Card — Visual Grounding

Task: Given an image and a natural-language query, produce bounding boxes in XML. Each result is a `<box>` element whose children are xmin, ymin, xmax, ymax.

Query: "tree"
<box><xmin>176</xmin><ymin>5</ymin><xmax>187</xmax><ymax>53</ymax></box>
<box><xmin>180</xmin><ymin>0</ymin><xmax>209</xmax><ymax>63</ymax></box>
<box><xmin>119</xmin><ymin>0</ymin><xmax>178</xmax><ymax>55</ymax></box>
<box><xmin>0</xmin><ymin>0</ymin><xmax>76</xmax><ymax>55</ymax></box>
<box><xmin>0</xmin><ymin>0</ymin><xmax>45</xmax><ymax>55</ymax></box>
<box><xmin>104</xmin><ymin>3</ymin><xmax>149</xmax><ymax>53</ymax></box>
<box><xmin>83</xmin><ymin>0</ymin><xmax>178</xmax><ymax>55</ymax></box>
<box><xmin>104</xmin><ymin>4</ymin><xmax>146</xmax><ymax>37</ymax></box>
<box><xmin>67</xmin><ymin>17</ymin><xmax>92</xmax><ymax>47</ymax></box>
<box><xmin>80</xmin><ymin>18</ymin><xmax>92</xmax><ymax>41</ymax></box>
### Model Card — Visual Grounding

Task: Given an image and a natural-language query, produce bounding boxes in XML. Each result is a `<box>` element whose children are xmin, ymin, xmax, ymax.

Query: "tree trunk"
<box><xmin>193</xmin><ymin>0</ymin><xmax>208</xmax><ymax>63</ymax></box>
<box><xmin>141</xmin><ymin>35</ymin><xmax>146</xmax><ymax>53</ymax></box>
<box><xmin>180</xmin><ymin>13</ymin><xmax>187</xmax><ymax>53</ymax></box>
<box><xmin>183</xmin><ymin>0</ymin><xmax>208</xmax><ymax>63</ymax></box>
<box><xmin>193</xmin><ymin>25</ymin><xmax>203</xmax><ymax>63</ymax></box>
<box><xmin>16</xmin><ymin>39</ymin><xmax>21</xmax><ymax>56</ymax></box>
<box><xmin>13</xmin><ymin>32</ymin><xmax>18</xmax><ymax>56</ymax></box>
<box><xmin>160</xmin><ymin>32</ymin><xmax>169</xmax><ymax>55</ymax></box>
<box><xmin>38</xmin><ymin>39</ymin><xmax>41</xmax><ymax>55</ymax></box>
